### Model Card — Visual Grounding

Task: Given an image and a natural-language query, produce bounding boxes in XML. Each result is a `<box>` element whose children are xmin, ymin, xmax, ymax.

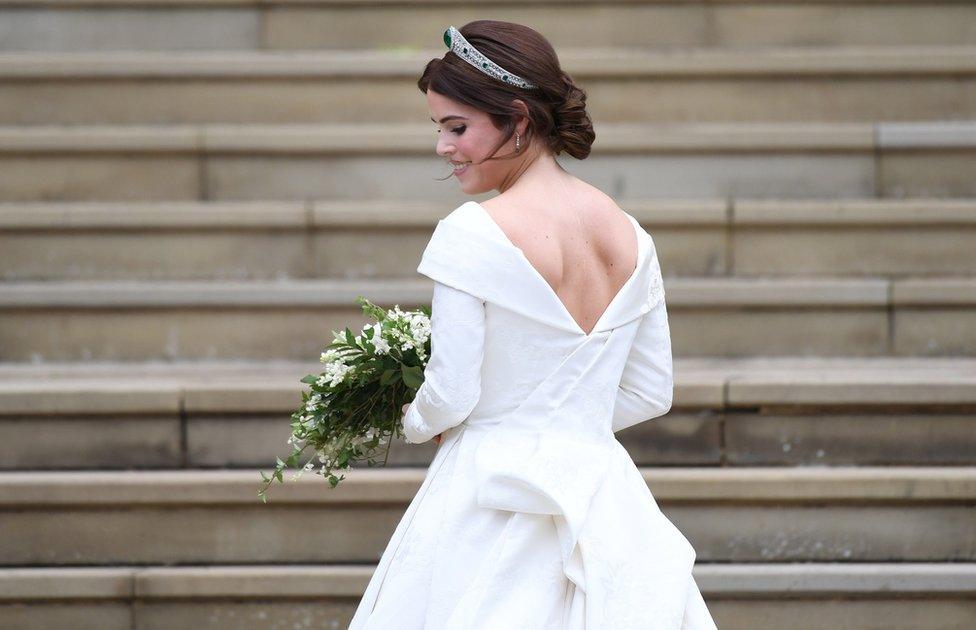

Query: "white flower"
<box><xmin>323</xmin><ymin>361</ymin><xmax>354</xmax><ymax>387</ymax></box>
<box><xmin>371</xmin><ymin>322</ymin><xmax>391</xmax><ymax>354</ymax></box>
<box><xmin>320</xmin><ymin>348</ymin><xmax>342</xmax><ymax>364</ymax></box>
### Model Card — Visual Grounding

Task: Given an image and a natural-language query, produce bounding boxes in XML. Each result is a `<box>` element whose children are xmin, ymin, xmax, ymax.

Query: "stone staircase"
<box><xmin>1</xmin><ymin>1</ymin><xmax>975</xmax><ymax>629</ymax></box>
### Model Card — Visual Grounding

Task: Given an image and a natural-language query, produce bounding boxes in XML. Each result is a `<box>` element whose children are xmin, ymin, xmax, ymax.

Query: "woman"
<box><xmin>349</xmin><ymin>20</ymin><xmax>717</xmax><ymax>630</ymax></box>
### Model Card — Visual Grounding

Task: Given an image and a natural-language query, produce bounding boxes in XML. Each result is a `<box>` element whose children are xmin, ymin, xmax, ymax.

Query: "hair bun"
<box><xmin>419</xmin><ymin>21</ymin><xmax>597</xmax><ymax>163</ymax></box>
<box><xmin>551</xmin><ymin>71</ymin><xmax>595</xmax><ymax>160</ymax></box>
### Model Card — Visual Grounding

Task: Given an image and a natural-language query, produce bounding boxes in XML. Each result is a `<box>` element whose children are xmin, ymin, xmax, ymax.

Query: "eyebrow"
<box><xmin>430</xmin><ymin>115</ymin><xmax>469</xmax><ymax>124</ymax></box>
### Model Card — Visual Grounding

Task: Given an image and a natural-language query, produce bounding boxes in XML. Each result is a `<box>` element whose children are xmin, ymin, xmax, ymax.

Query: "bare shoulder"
<box><xmin>476</xmin><ymin>196</ymin><xmax>534</xmax><ymax>248</ymax></box>
<box><xmin>479</xmin><ymin>180</ymin><xmax>628</xmax><ymax>246</ymax></box>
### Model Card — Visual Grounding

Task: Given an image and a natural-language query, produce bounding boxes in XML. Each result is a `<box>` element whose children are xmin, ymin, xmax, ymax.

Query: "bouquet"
<box><xmin>258</xmin><ymin>296</ymin><xmax>431</xmax><ymax>503</ymax></box>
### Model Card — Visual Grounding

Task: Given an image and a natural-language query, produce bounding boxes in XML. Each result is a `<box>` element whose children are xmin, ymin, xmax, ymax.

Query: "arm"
<box><xmin>402</xmin><ymin>281</ymin><xmax>487</xmax><ymax>444</ymax></box>
<box><xmin>611</xmin><ymin>298</ymin><xmax>674</xmax><ymax>434</ymax></box>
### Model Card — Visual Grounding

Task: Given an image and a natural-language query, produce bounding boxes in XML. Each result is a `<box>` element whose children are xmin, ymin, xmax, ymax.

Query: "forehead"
<box><xmin>426</xmin><ymin>89</ymin><xmax>479</xmax><ymax>122</ymax></box>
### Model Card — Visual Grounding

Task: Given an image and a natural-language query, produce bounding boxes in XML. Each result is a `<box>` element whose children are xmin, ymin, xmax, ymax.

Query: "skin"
<box><xmin>413</xmin><ymin>89</ymin><xmax>639</xmax><ymax>446</ymax></box>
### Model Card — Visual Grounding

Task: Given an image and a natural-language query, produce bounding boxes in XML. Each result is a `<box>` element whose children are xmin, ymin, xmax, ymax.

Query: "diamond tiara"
<box><xmin>443</xmin><ymin>26</ymin><xmax>538</xmax><ymax>90</ymax></box>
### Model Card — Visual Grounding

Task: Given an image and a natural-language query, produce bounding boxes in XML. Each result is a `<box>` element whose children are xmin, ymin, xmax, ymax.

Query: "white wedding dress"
<box><xmin>348</xmin><ymin>201</ymin><xmax>718</xmax><ymax>630</ymax></box>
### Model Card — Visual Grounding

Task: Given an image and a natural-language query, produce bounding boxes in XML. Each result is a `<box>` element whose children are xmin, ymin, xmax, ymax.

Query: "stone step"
<box><xmin>2</xmin><ymin>47</ymin><xmax>975</xmax><ymax>123</ymax></box>
<box><xmin>0</xmin><ymin>466</ymin><xmax>973</xmax><ymax>565</ymax></box>
<box><xmin>0</xmin><ymin>357</ymin><xmax>973</xmax><ymax>469</ymax></box>
<box><xmin>2</xmin><ymin>121</ymin><xmax>974</xmax><ymax>201</ymax></box>
<box><xmin>2</xmin><ymin>276</ymin><xmax>975</xmax><ymax>360</ymax></box>
<box><xmin>2</xmin><ymin>198</ymin><xmax>975</xmax><ymax>280</ymax></box>
<box><xmin>1</xmin><ymin>563</ymin><xmax>974</xmax><ymax>630</ymax></box>
<box><xmin>2</xmin><ymin>0</ymin><xmax>976</xmax><ymax>51</ymax></box>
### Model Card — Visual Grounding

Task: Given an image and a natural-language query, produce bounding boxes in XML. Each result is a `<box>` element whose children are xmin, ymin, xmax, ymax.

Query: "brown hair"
<box><xmin>418</xmin><ymin>20</ymin><xmax>595</xmax><ymax>169</ymax></box>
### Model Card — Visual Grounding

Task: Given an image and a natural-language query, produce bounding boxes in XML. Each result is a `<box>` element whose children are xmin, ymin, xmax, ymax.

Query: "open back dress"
<box><xmin>348</xmin><ymin>201</ymin><xmax>718</xmax><ymax>630</ymax></box>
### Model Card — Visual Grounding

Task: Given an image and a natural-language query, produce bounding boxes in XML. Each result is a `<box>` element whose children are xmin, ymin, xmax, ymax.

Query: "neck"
<box><xmin>496</xmin><ymin>143</ymin><xmax>568</xmax><ymax>194</ymax></box>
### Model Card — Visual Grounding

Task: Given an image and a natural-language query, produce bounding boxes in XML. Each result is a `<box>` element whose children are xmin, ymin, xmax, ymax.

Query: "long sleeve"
<box><xmin>402</xmin><ymin>280</ymin><xmax>487</xmax><ymax>444</ymax></box>
<box><xmin>611</xmin><ymin>298</ymin><xmax>674</xmax><ymax>433</ymax></box>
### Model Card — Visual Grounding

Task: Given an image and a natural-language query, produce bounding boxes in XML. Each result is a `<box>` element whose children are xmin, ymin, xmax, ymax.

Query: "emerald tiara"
<box><xmin>443</xmin><ymin>25</ymin><xmax>538</xmax><ymax>90</ymax></box>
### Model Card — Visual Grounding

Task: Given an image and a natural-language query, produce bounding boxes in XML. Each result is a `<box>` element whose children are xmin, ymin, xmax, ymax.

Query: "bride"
<box><xmin>349</xmin><ymin>20</ymin><xmax>718</xmax><ymax>630</ymax></box>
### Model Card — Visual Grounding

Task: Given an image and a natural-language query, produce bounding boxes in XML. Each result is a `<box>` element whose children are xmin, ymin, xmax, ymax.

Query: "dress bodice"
<box><xmin>409</xmin><ymin>201</ymin><xmax>668</xmax><ymax>438</ymax></box>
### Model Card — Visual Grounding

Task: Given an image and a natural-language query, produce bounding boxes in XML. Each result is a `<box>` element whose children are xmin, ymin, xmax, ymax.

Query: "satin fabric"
<box><xmin>349</xmin><ymin>201</ymin><xmax>717</xmax><ymax>629</ymax></box>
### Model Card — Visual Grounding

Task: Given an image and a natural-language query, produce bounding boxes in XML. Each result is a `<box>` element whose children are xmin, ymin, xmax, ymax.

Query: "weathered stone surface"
<box><xmin>615</xmin><ymin>410</ymin><xmax>724</xmax><ymax>465</ymax></box>
<box><xmin>1</xmin><ymin>63</ymin><xmax>972</xmax><ymax>125</ymax></box>
<box><xmin>669</xmin><ymin>505</ymin><xmax>976</xmax><ymax>562</ymax></box>
<box><xmin>0</xmin><ymin>500</ymin><xmax>972</xmax><ymax>564</ymax></box>
<box><xmin>0</xmin><ymin>230</ymin><xmax>313</xmax><ymax>281</ymax></box>
<box><xmin>0</xmin><ymin>505</ymin><xmax>403</xmax><ymax>564</ymax></box>
<box><xmin>0</xmin><ymin>200</ymin><xmax>727</xmax><ymax>281</ymax></box>
<box><xmin>0</xmin><ymin>156</ymin><xmax>198</xmax><ymax>201</ymax></box>
<box><xmin>134</xmin><ymin>601</ymin><xmax>357</xmax><ymax>630</ymax></box>
<box><xmin>264</xmin><ymin>3</ymin><xmax>976</xmax><ymax>49</ymax></box>
<box><xmin>708</xmin><ymin>599</ymin><xmax>976</xmax><ymax>630</ymax></box>
<box><xmin>0</xmin><ymin>604</ymin><xmax>130</xmax><ymax>630</ymax></box>
<box><xmin>2</xmin><ymin>358</ymin><xmax>972</xmax><ymax>470</ymax></box>
<box><xmin>879</xmin><ymin>150</ymin><xmax>976</xmax><ymax>197</ymax></box>
<box><xmin>1</xmin><ymin>468</ymin><xmax>972</xmax><ymax>564</ymax></box>
<box><xmin>896</xmin><ymin>309</ymin><xmax>976</xmax><ymax>356</ymax></box>
<box><xmin>0</xmin><ymin>8</ymin><xmax>258</xmax><ymax>51</ymax></box>
<box><xmin>670</xmin><ymin>309</ymin><xmax>889</xmax><ymax>357</ymax></box>
<box><xmin>725</xmin><ymin>412</ymin><xmax>976</xmax><ymax>465</ymax></box>
<box><xmin>2</xmin><ymin>563</ymin><xmax>974</xmax><ymax>630</ymax></box>
<box><xmin>14</xmin><ymin>278</ymin><xmax>964</xmax><ymax>360</ymax></box>
<box><xmin>186</xmin><ymin>410</ymin><xmax>724</xmax><ymax>468</ymax></box>
<box><xmin>736</xmin><ymin>225</ymin><xmax>976</xmax><ymax>275</ymax></box>
<box><xmin>204</xmin><ymin>152</ymin><xmax>875</xmax><ymax>201</ymax></box>
<box><xmin>0</xmin><ymin>415</ymin><xmax>181</xmax><ymax>469</ymax></box>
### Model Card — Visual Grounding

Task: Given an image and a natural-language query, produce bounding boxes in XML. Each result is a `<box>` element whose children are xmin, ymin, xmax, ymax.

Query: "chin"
<box><xmin>461</xmin><ymin>180</ymin><xmax>491</xmax><ymax>195</ymax></box>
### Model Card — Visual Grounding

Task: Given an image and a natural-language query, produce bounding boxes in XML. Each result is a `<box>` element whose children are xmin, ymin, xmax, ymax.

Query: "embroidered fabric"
<box><xmin>611</xmin><ymin>297</ymin><xmax>674</xmax><ymax>434</ymax></box>
<box><xmin>402</xmin><ymin>281</ymin><xmax>486</xmax><ymax>444</ymax></box>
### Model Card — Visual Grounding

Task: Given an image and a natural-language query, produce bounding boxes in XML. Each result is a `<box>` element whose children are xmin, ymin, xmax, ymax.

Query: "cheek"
<box><xmin>466</xmin><ymin>137</ymin><xmax>497</xmax><ymax>172</ymax></box>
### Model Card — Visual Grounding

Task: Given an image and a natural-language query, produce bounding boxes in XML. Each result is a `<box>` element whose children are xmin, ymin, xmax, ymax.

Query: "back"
<box><xmin>478</xmin><ymin>192</ymin><xmax>639</xmax><ymax>337</ymax></box>
<box><xmin>414</xmin><ymin>200</ymin><xmax>668</xmax><ymax>439</ymax></box>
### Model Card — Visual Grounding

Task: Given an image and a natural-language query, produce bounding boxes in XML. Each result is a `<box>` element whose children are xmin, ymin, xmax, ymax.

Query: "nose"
<box><xmin>435</xmin><ymin>134</ymin><xmax>454</xmax><ymax>158</ymax></box>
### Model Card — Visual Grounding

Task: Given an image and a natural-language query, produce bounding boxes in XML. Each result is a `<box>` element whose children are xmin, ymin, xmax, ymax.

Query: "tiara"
<box><xmin>443</xmin><ymin>25</ymin><xmax>538</xmax><ymax>90</ymax></box>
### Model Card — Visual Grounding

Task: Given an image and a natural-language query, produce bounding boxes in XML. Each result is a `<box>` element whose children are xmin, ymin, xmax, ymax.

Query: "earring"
<box><xmin>515</xmin><ymin>131</ymin><xmax>521</xmax><ymax>153</ymax></box>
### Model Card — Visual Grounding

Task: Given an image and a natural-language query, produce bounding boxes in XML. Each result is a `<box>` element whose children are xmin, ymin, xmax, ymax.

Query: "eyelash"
<box><xmin>436</xmin><ymin>126</ymin><xmax>466</xmax><ymax>135</ymax></box>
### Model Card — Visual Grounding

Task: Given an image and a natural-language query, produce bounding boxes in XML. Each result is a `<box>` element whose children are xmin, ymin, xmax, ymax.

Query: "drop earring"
<box><xmin>515</xmin><ymin>131</ymin><xmax>521</xmax><ymax>153</ymax></box>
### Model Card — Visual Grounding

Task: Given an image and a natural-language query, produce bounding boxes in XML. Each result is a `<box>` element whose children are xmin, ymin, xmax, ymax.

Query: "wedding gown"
<box><xmin>348</xmin><ymin>201</ymin><xmax>718</xmax><ymax>630</ymax></box>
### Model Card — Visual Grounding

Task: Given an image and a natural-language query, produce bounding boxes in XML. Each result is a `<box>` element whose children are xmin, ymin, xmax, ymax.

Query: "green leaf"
<box><xmin>401</xmin><ymin>365</ymin><xmax>424</xmax><ymax>389</ymax></box>
<box><xmin>301</xmin><ymin>374</ymin><xmax>319</xmax><ymax>385</ymax></box>
<box><xmin>379</xmin><ymin>369</ymin><xmax>396</xmax><ymax>387</ymax></box>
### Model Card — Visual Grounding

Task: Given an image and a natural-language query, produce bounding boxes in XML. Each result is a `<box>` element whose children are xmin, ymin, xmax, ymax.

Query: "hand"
<box><xmin>401</xmin><ymin>403</ymin><xmax>443</xmax><ymax>445</ymax></box>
